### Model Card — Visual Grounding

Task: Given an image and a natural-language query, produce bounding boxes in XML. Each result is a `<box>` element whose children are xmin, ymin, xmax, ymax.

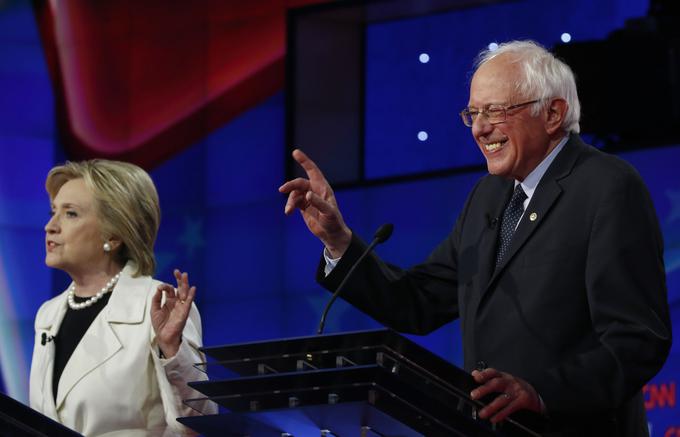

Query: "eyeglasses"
<box><xmin>459</xmin><ymin>99</ymin><xmax>540</xmax><ymax>127</ymax></box>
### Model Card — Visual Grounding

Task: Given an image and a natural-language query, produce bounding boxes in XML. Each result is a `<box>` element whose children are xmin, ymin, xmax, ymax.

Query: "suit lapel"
<box><xmin>34</xmin><ymin>292</ymin><xmax>68</xmax><ymax>418</ymax></box>
<box><xmin>491</xmin><ymin>180</ymin><xmax>562</xmax><ymax>279</ymax></box>
<box><xmin>478</xmin><ymin>180</ymin><xmax>514</xmax><ymax>290</ymax></box>
<box><xmin>55</xmin><ymin>264</ymin><xmax>149</xmax><ymax>410</ymax></box>
<box><xmin>55</xmin><ymin>314</ymin><xmax>123</xmax><ymax>410</ymax></box>
<box><xmin>484</xmin><ymin>134</ymin><xmax>584</xmax><ymax>294</ymax></box>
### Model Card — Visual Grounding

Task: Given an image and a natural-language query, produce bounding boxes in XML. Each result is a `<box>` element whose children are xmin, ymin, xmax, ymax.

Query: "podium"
<box><xmin>0</xmin><ymin>392</ymin><xmax>82</xmax><ymax>437</ymax></box>
<box><xmin>179</xmin><ymin>329</ymin><xmax>542</xmax><ymax>436</ymax></box>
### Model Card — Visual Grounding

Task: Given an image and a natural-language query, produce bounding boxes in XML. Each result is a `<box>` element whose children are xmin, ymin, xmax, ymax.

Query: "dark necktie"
<box><xmin>496</xmin><ymin>184</ymin><xmax>527</xmax><ymax>267</ymax></box>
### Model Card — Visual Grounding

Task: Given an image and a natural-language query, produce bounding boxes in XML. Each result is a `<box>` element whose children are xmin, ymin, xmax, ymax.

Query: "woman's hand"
<box><xmin>151</xmin><ymin>269</ymin><xmax>196</xmax><ymax>358</ymax></box>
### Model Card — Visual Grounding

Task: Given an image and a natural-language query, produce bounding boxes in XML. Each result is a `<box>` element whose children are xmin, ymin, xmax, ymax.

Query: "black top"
<box><xmin>52</xmin><ymin>292</ymin><xmax>112</xmax><ymax>402</ymax></box>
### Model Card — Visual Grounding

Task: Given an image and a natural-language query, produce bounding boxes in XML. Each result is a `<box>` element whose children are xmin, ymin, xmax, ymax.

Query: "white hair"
<box><xmin>474</xmin><ymin>40</ymin><xmax>581</xmax><ymax>133</ymax></box>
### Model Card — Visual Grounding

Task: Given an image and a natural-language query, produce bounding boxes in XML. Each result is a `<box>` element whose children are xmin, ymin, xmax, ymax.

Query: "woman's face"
<box><xmin>44</xmin><ymin>178</ymin><xmax>108</xmax><ymax>276</ymax></box>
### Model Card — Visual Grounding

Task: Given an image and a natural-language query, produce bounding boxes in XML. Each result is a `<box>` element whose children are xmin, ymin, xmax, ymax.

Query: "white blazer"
<box><xmin>29</xmin><ymin>264</ymin><xmax>217</xmax><ymax>436</ymax></box>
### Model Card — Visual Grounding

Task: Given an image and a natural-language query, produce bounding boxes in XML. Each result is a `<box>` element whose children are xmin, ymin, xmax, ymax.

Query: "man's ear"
<box><xmin>545</xmin><ymin>98</ymin><xmax>568</xmax><ymax>135</ymax></box>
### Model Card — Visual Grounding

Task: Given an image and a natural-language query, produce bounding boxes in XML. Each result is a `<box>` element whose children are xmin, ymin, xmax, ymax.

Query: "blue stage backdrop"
<box><xmin>0</xmin><ymin>0</ymin><xmax>677</xmax><ymax>435</ymax></box>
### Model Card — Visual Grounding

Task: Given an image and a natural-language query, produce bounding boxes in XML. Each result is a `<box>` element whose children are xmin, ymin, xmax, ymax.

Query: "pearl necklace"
<box><xmin>67</xmin><ymin>272</ymin><xmax>121</xmax><ymax>310</ymax></box>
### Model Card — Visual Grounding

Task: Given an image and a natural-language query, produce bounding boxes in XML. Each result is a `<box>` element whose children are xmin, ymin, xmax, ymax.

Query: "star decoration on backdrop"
<box><xmin>177</xmin><ymin>217</ymin><xmax>205</xmax><ymax>259</ymax></box>
<box><xmin>663</xmin><ymin>189</ymin><xmax>680</xmax><ymax>274</ymax></box>
<box><xmin>665</xmin><ymin>249</ymin><xmax>680</xmax><ymax>274</ymax></box>
<box><xmin>666</xmin><ymin>189</ymin><xmax>680</xmax><ymax>225</ymax></box>
<box><xmin>154</xmin><ymin>251</ymin><xmax>178</xmax><ymax>278</ymax></box>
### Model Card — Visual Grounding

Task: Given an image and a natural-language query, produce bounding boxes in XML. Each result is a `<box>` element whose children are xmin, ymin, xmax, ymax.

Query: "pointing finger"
<box><xmin>292</xmin><ymin>149</ymin><xmax>328</xmax><ymax>183</ymax></box>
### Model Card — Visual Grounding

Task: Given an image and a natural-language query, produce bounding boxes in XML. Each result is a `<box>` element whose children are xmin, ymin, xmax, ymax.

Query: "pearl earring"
<box><xmin>103</xmin><ymin>242</ymin><xmax>112</xmax><ymax>252</ymax></box>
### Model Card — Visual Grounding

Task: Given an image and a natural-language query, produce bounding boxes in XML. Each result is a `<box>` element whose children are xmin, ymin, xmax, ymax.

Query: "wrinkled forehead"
<box><xmin>468</xmin><ymin>55</ymin><xmax>524</xmax><ymax>107</ymax></box>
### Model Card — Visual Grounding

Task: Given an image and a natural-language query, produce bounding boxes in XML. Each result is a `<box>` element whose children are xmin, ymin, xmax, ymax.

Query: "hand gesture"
<box><xmin>151</xmin><ymin>269</ymin><xmax>197</xmax><ymax>358</ymax></box>
<box><xmin>278</xmin><ymin>149</ymin><xmax>352</xmax><ymax>257</ymax></box>
<box><xmin>470</xmin><ymin>368</ymin><xmax>543</xmax><ymax>423</ymax></box>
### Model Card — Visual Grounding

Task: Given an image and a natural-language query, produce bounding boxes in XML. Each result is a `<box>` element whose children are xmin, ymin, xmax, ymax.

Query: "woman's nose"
<box><xmin>45</xmin><ymin>214</ymin><xmax>58</xmax><ymax>233</ymax></box>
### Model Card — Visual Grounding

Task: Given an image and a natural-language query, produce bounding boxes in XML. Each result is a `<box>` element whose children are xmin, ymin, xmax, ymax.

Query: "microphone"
<box><xmin>317</xmin><ymin>223</ymin><xmax>394</xmax><ymax>335</ymax></box>
<box><xmin>41</xmin><ymin>333</ymin><xmax>54</xmax><ymax>346</ymax></box>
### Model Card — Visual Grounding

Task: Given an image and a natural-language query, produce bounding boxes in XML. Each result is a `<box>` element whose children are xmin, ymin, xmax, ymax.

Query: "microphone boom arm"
<box><xmin>316</xmin><ymin>223</ymin><xmax>393</xmax><ymax>335</ymax></box>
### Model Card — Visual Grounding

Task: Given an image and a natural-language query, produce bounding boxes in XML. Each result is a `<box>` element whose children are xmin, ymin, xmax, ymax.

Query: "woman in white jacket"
<box><xmin>30</xmin><ymin>159</ymin><xmax>216</xmax><ymax>436</ymax></box>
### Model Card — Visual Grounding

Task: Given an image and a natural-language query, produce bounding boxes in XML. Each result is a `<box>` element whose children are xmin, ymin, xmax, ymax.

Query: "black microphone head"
<box><xmin>373</xmin><ymin>223</ymin><xmax>394</xmax><ymax>244</ymax></box>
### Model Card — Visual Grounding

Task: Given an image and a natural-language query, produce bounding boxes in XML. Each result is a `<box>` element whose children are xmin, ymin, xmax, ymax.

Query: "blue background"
<box><xmin>0</xmin><ymin>0</ymin><xmax>677</xmax><ymax>434</ymax></box>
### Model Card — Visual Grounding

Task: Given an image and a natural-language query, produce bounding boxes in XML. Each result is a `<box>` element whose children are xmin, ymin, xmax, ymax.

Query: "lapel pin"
<box><xmin>529</xmin><ymin>212</ymin><xmax>538</xmax><ymax>221</ymax></box>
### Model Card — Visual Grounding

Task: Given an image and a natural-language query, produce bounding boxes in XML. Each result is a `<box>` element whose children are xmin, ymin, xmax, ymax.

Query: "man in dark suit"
<box><xmin>279</xmin><ymin>40</ymin><xmax>671</xmax><ymax>436</ymax></box>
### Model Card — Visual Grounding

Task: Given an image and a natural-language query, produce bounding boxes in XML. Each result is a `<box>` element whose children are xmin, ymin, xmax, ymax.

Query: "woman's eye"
<box><xmin>66</xmin><ymin>211</ymin><xmax>78</xmax><ymax>218</ymax></box>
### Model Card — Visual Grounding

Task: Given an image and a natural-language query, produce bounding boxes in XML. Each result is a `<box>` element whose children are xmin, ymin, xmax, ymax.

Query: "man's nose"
<box><xmin>471</xmin><ymin>113</ymin><xmax>494</xmax><ymax>137</ymax></box>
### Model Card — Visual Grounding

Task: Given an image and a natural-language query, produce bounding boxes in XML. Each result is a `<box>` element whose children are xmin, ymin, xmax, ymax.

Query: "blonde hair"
<box><xmin>46</xmin><ymin>159</ymin><xmax>161</xmax><ymax>277</ymax></box>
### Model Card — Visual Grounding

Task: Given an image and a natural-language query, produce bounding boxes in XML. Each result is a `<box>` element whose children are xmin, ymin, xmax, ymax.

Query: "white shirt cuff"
<box><xmin>323</xmin><ymin>248</ymin><xmax>342</xmax><ymax>276</ymax></box>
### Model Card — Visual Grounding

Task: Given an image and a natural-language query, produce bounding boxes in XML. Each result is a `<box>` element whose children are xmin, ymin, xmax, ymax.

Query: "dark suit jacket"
<box><xmin>318</xmin><ymin>134</ymin><xmax>671</xmax><ymax>437</ymax></box>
